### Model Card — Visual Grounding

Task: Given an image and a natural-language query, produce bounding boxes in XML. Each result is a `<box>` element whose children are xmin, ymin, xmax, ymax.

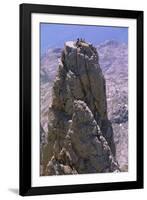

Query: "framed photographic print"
<box><xmin>19</xmin><ymin>3</ymin><xmax>144</xmax><ymax>196</ymax></box>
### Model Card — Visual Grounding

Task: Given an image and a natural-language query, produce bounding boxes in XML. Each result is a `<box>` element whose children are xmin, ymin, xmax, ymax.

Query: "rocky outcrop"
<box><xmin>41</xmin><ymin>40</ymin><xmax>119</xmax><ymax>175</ymax></box>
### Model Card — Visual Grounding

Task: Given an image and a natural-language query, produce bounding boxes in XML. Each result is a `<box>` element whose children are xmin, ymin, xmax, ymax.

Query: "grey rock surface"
<box><xmin>41</xmin><ymin>40</ymin><xmax>120</xmax><ymax>175</ymax></box>
<box><xmin>40</xmin><ymin>40</ymin><xmax>128</xmax><ymax>172</ymax></box>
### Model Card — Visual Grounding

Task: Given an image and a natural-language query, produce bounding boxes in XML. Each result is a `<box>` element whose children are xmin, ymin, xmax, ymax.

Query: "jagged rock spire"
<box><xmin>42</xmin><ymin>40</ymin><xmax>119</xmax><ymax>175</ymax></box>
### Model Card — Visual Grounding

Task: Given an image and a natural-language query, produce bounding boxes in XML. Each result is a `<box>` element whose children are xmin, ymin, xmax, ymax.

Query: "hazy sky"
<box><xmin>40</xmin><ymin>23</ymin><xmax>128</xmax><ymax>54</ymax></box>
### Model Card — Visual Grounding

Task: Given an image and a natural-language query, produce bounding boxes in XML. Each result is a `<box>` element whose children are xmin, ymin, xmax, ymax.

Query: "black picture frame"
<box><xmin>19</xmin><ymin>3</ymin><xmax>144</xmax><ymax>196</ymax></box>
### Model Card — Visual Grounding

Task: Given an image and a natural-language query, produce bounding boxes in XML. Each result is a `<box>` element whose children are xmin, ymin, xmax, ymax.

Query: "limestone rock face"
<box><xmin>42</xmin><ymin>40</ymin><xmax>119</xmax><ymax>175</ymax></box>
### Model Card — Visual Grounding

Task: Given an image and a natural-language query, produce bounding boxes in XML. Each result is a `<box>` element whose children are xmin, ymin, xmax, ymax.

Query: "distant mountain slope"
<box><xmin>97</xmin><ymin>40</ymin><xmax>128</xmax><ymax>122</ymax></box>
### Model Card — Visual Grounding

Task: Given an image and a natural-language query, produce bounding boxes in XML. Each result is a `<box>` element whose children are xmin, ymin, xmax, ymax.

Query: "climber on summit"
<box><xmin>76</xmin><ymin>38</ymin><xmax>80</xmax><ymax>46</ymax></box>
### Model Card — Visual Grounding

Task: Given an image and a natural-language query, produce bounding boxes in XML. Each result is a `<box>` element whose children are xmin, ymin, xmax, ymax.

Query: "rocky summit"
<box><xmin>41</xmin><ymin>40</ymin><xmax>120</xmax><ymax>175</ymax></box>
